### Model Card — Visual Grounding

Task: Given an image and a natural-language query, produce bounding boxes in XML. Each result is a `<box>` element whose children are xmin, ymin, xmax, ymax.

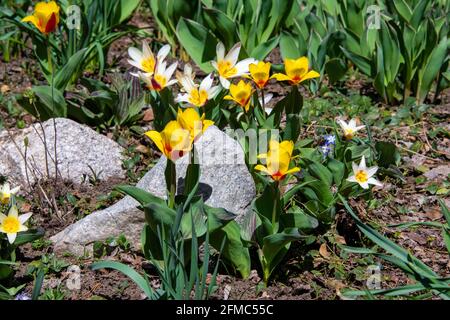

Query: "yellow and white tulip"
<box><xmin>176</xmin><ymin>69</ymin><xmax>220</xmax><ymax>108</ymax></box>
<box><xmin>128</xmin><ymin>41</ymin><xmax>170</xmax><ymax>76</ymax></box>
<box><xmin>338</xmin><ymin>118</ymin><xmax>365</xmax><ymax>140</ymax></box>
<box><xmin>211</xmin><ymin>42</ymin><xmax>256</xmax><ymax>89</ymax></box>
<box><xmin>139</xmin><ymin>60</ymin><xmax>178</xmax><ymax>92</ymax></box>
<box><xmin>0</xmin><ymin>183</ymin><xmax>20</xmax><ymax>205</ymax></box>
<box><xmin>347</xmin><ymin>156</ymin><xmax>382</xmax><ymax>189</ymax></box>
<box><xmin>0</xmin><ymin>206</ymin><xmax>32</xmax><ymax>244</ymax></box>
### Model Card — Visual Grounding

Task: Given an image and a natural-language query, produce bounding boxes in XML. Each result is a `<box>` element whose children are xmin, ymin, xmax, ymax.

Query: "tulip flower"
<box><xmin>128</xmin><ymin>41</ymin><xmax>170</xmax><ymax>76</ymax></box>
<box><xmin>177</xmin><ymin>108</ymin><xmax>214</xmax><ymax>141</ymax></box>
<box><xmin>247</xmin><ymin>61</ymin><xmax>271</xmax><ymax>89</ymax></box>
<box><xmin>145</xmin><ymin>121</ymin><xmax>192</xmax><ymax>161</ymax></box>
<box><xmin>0</xmin><ymin>183</ymin><xmax>20</xmax><ymax>205</ymax></box>
<box><xmin>211</xmin><ymin>42</ymin><xmax>256</xmax><ymax>89</ymax></box>
<box><xmin>224</xmin><ymin>80</ymin><xmax>253</xmax><ymax>112</ymax></box>
<box><xmin>176</xmin><ymin>73</ymin><xmax>220</xmax><ymax>108</ymax></box>
<box><xmin>0</xmin><ymin>206</ymin><xmax>32</xmax><ymax>244</ymax></box>
<box><xmin>271</xmin><ymin>57</ymin><xmax>319</xmax><ymax>85</ymax></box>
<box><xmin>139</xmin><ymin>60</ymin><xmax>178</xmax><ymax>91</ymax></box>
<box><xmin>22</xmin><ymin>1</ymin><xmax>60</xmax><ymax>35</ymax></box>
<box><xmin>347</xmin><ymin>156</ymin><xmax>382</xmax><ymax>189</ymax></box>
<box><xmin>337</xmin><ymin>119</ymin><xmax>365</xmax><ymax>140</ymax></box>
<box><xmin>255</xmin><ymin>140</ymin><xmax>300</xmax><ymax>181</ymax></box>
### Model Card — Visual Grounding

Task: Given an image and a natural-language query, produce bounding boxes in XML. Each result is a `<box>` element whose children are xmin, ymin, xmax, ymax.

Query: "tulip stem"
<box><xmin>165</xmin><ymin>159</ymin><xmax>177</xmax><ymax>209</ymax></box>
<box><xmin>271</xmin><ymin>181</ymin><xmax>280</xmax><ymax>232</ymax></box>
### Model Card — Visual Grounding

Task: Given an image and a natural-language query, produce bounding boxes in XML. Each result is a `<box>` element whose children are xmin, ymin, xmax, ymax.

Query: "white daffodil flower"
<box><xmin>0</xmin><ymin>206</ymin><xmax>32</xmax><ymax>244</ymax></box>
<box><xmin>0</xmin><ymin>183</ymin><xmax>20</xmax><ymax>204</ymax></box>
<box><xmin>211</xmin><ymin>42</ymin><xmax>256</xmax><ymax>89</ymax></box>
<box><xmin>337</xmin><ymin>118</ymin><xmax>365</xmax><ymax>140</ymax></box>
<box><xmin>175</xmin><ymin>72</ymin><xmax>220</xmax><ymax>108</ymax></box>
<box><xmin>347</xmin><ymin>156</ymin><xmax>383</xmax><ymax>189</ymax></box>
<box><xmin>128</xmin><ymin>41</ymin><xmax>170</xmax><ymax>76</ymax></box>
<box><xmin>138</xmin><ymin>60</ymin><xmax>178</xmax><ymax>92</ymax></box>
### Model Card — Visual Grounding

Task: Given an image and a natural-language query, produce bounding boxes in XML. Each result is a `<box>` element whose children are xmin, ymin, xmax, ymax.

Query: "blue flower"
<box><xmin>323</xmin><ymin>134</ymin><xmax>336</xmax><ymax>146</ymax></box>
<box><xmin>15</xmin><ymin>292</ymin><xmax>31</xmax><ymax>300</ymax></box>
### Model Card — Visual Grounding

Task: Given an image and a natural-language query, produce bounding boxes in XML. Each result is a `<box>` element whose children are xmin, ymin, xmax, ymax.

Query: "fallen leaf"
<box><xmin>143</xmin><ymin>109</ymin><xmax>154</xmax><ymax>122</ymax></box>
<box><xmin>135</xmin><ymin>144</ymin><xmax>149</xmax><ymax>154</ymax></box>
<box><xmin>319</xmin><ymin>243</ymin><xmax>330</xmax><ymax>259</ymax></box>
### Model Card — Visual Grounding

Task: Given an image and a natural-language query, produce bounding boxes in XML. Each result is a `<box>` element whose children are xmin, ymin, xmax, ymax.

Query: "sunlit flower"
<box><xmin>338</xmin><ymin>119</ymin><xmax>365</xmax><ymax>140</ymax></box>
<box><xmin>211</xmin><ymin>42</ymin><xmax>256</xmax><ymax>89</ymax></box>
<box><xmin>0</xmin><ymin>206</ymin><xmax>32</xmax><ymax>244</ymax></box>
<box><xmin>0</xmin><ymin>183</ymin><xmax>20</xmax><ymax>205</ymax></box>
<box><xmin>128</xmin><ymin>41</ymin><xmax>170</xmax><ymax>76</ymax></box>
<box><xmin>347</xmin><ymin>156</ymin><xmax>382</xmax><ymax>189</ymax></box>
<box><xmin>224</xmin><ymin>80</ymin><xmax>253</xmax><ymax>112</ymax></box>
<box><xmin>145</xmin><ymin>121</ymin><xmax>192</xmax><ymax>161</ymax></box>
<box><xmin>176</xmin><ymin>72</ymin><xmax>220</xmax><ymax>107</ymax></box>
<box><xmin>139</xmin><ymin>60</ymin><xmax>178</xmax><ymax>91</ymax></box>
<box><xmin>271</xmin><ymin>57</ymin><xmax>319</xmax><ymax>85</ymax></box>
<box><xmin>255</xmin><ymin>140</ymin><xmax>300</xmax><ymax>181</ymax></box>
<box><xmin>177</xmin><ymin>108</ymin><xmax>214</xmax><ymax>142</ymax></box>
<box><xmin>247</xmin><ymin>61</ymin><xmax>271</xmax><ymax>89</ymax></box>
<box><xmin>22</xmin><ymin>1</ymin><xmax>60</xmax><ymax>35</ymax></box>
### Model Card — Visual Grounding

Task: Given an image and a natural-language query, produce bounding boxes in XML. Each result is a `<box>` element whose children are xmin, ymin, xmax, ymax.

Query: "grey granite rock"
<box><xmin>0</xmin><ymin>118</ymin><xmax>126</xmax><ymax>186</ymax></box>
<box><xmin>51</xmin><ymin>126</ymin><xmax>256</xmax><ymax>255</ymax></box>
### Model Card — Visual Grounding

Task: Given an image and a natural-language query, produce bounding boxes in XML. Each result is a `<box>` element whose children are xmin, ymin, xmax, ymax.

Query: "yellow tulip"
<box><xmin>248</xmin><ymin>61</ymin><xmax>271</xmax><ymax>89</ymax></box>
<box><xmin>255</xmin><ymin>140</ymin><xmax>300</xmax><ymax>181</ymax></box>
<box><xmin>22</xmin><ymin>1</ymin><xmax>60</xmax><ymax>35</ymax></box>
<box><xmin>145</xmin><ymin>121</ymin><xmax>192</xmax><ymax>161</ymax></box>
<box><xmin>271</xmin><ymin>57</ymin><xmax>319</xmax><ymax>85</ymax></box>
<box><xmin>177</xmin><ymin>108</ymin><xmax>214</xmax><ymax>142</ymax></box>
<box><xmin>224</xmin><ymin>80</ymin><xmax>253</xmax><ymax>112</ymax></box>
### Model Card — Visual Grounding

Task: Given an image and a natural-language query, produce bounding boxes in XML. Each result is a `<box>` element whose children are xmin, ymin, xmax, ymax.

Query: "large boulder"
<box><xmin>0</xmin><ymin>118</ymin><xmax>126</xmax><ymax>186</ymax></box>
<box><xmin>51</xmin><ymin>126</ymin><xmax>256</xmax><ymax>255</ymax></box>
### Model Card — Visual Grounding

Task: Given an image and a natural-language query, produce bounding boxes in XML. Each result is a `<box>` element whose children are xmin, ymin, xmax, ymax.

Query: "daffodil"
<box><xmin>255</xmin><ymin>140</ymin><xmax>300</xmax><ymax>181</ymax></box>
<box><xmin>145</xmin><ymin>121</ymin><xmax>192</xmax><ymax>161</ymax></box>
<box><xmin>0</xmin><ymin>206</ymin><xmax>32</xmax><ymax>244</ymax></box>
<box><xmin>176</xmin><ymin>73</ymin><xmax>220</xmax><ymax>107</ymax></box>
<box><xmin>139</xmin><ymin>60</ymin><xmax>178</xmax><ymax>91</ymax></box>
<box><xmin>211</xmin><ymin>42</ymin><xmax>256</xmax><ymax>89</ymax></box>
<box><xmin>338</xmin><ymin>119</ymin><xmax>365</xmax><ymax>140</ymax></box>
<box><xmin>177</xmin><ymin>108</ymin><xmax>214</xmax><ymax>142</ymax></box>
<box><xmin>22</xmin><ymin>1</ymin><xmax>60</xmax><ymax>35</ymax></box>
<box><xmin>128</xmin><ymin>41</ymin><xmax>170</xmax><ymax>76</ymax></box>
<box><xmin>224</xmin><ymin>80</ymin><xmax>253</xmax><ymax>112</ymax></box>
<box><xmin>347</xmin><ymin>156</ymin><xmax>382</xmax><ymax>189</ymax></box>
<box><xmin>0</xmin><ymin>183</ymin><xmax>20</xmax><ymax>205</ymax></box>
<box><xmin>271</xmin><ymin>57</ymin><xmax>319</xmax><ymax>85</ymax></box>
<box><xmin>248</xmin><ymin>61</ymin><xmax>271</xmax><ymax>89</ymax></box>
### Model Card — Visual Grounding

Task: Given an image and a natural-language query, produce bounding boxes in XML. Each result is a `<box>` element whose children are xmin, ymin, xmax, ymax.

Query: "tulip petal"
<box><xmin>7</xmin><ymin>232</ymin><xmax>17</xmax><ymax>244</ymax></box>
<box><xmin>219</xmin><ymin>76</ymin><xmax>230</xmax><ymax>89</ymax></box>
<box><xmin>18</xmin><ymin>212</ymin><xmax>33</xmax><ymax>224</ymax></box>
<box><xmin>368</xmin><ymin>177</ymin><xmax>383</xmax><ymax>187</ymax></box>
<box><xmin>128</xmin><ymin>47</ymin><xmax>143</xmax><ymax>63</ymax></box>
<box><xmin>254</xmin><ymin>165</ymin><xmax>270</xmax><ymax>175</ymax></box>
<box><xmin>299</xmin><ymin>70</ymin><xmax>320</xmax><ymax>83</ymax></box>
<box><xmin>145</xmin><ymin>131</ymin><xmax>165</xmax><ymax>155</ymax></box>
<box><xmin>216</xmin><ymin>42</ymin><xmax>225</xmax><ymax>61</ymax></box>
<box><xmin>157</xmin><ymin>44</ymin><xmax>171</xmax><ymax>62</ymax></box>
<box><xmin>270</xmin><ymin>73</ymin><xmax>291</xmax><ymax>81</ymax></box>
<box><xmin>224</xmin><ymin>43</ymin><xmax>241</xmax><ymax>65</ymax></box>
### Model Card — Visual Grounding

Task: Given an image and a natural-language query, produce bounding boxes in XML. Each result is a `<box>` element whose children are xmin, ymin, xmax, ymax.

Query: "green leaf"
<box><xmin>203</xmin><ymin>7</ymin><xmax>238</xmax><ymax>49</ymax></box>
<box><xmin>250</xmin><ymin>36</ymin><xmax>279</xmax><ymax>60</ymax></box>
<box><xmin>18</xmin><ymin>86</ymin><xmax>67</xmax><ymax>120</ymax></box>
<box><xmin>144</xmin><ymin>202</ymin><xmax>177</xmax><ymax>230</ymax></box>
<box><xmin>282</xmin><ymin>114</ymin><xmax>301</xmax><ymax>141</ymax></box>
<box><xmin>210</xmin><ymin>221</ymin><xmax>251</xmax><ymax>278</ymax></box>
<box><xmin>375</xmin><ymin>141</ymin><xmax>400</xmax><ymax>167</ymax></box>
<box><xmin>341</xmin><ymin>46</ymin><xmax>372</xmax><ymax>76</ymax></box>
<box><xmin>90</xmin><ymin>261</ymin><xmax>156</xmax><ymax>299</ymax></box>
<box><xmin>281</xmin><ymin>209</ymin><xmax>319</xmax><ymax>230</ymax></box>
<box><xmin>115</xmin><ymin>185</ymin><xmax>165</xmax><ymax>206</ymax></box>
<box><xmin>325</xmin><ymin>58</ymin><xmax>347</xmax><ymax>83</ymax></box>
<box><xmin>279</xmin><ymin>31</ymin><xmax>304</xmax><ymax>59</ymax></box>
<box><xmin>54</xmin><ymin>48</ymin><xmax>87</xmax><ymax>91</ymax></box>
<box><xmin>309</xmin><ymin>161</ymin><xmax>333</xmax><ymax>186</ymax></box>
<box><xmin>176</xmin><ymin>18</ymin><xmax>218</xmax><ymax>72</ymax></box>
<box><xmin>327</xmin><ymin>158</ymin><xmax>345</xmax><ymax>186</ymax></box>
<box><xmin>14</xmin><ymin>228</ymin><xmax>44</xmax><ymax>246</ymax></box>
<box><xmin>417</xmin><ymin>36</ymin><xmax>448</xmax><ymax>103</ymax></box>
<box><xmin>438</xmin><ymin>199</ymin><xmax>450</xmax><ymax>227</ymax></box>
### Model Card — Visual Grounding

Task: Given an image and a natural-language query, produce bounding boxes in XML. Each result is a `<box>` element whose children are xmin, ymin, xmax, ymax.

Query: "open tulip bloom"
<box><xmin>177</xmin><ymin>108</ymin><xmax>214</xmax><ymax>142</ymax></box>
<box><xmin>145</xmin><ymin>121</ymin><xmax>192</xmax><ymax>161</ymax></box>
<box><xmin>212</xmin><ymin>42</ymin><xmax>256</xmax><ymax>89</ymax></box>
<box><xmin>271</xmin><ymin>57</ymin><xmax>319</xmax><ymax>85</ymax></box>
<box><xmin>0</xmin><ymin>183</ymin><xmax>20</xmax><ymax>205</ymax></box>
<box><xmin>224</xmin><ymin>80</ymin><xmax>254</xmax><ymax>112</ymax></box>
<box><xmin>248</xmin><ymin>61</ymin><xmax>271</xmax><ymax>89</ymax></box>
<box><xmin>338</xmin><ymin>118</ymin><xmax>365</xmax><ymax>140</ymax></box>
<box><xmin>347</xmin><ymin>156</ymin><xmax>382</xmax><ymax>189</ymax></box>
<box><xmin>22</xmin><ymin>1</ymin><xmax>60</xmax><ymax>35</ymax></box>
<box><xmin>255</xmin><ymin>140</ymin><xmax>300</xmax><ymax>181</ymax></box>
<box><xmin>0</xmin><ymin>206</ymin><xmax>32</xmax><ymax>244</ymax></box>
<box><xmin>128</xmin><ymin>41</ymin><xmax>170</xmax><ymax>76</ymax></box>
<box><xmin>139</xmin><ymin>60</ymin><xmax>178</xmax><ymax>92</ymax></box>
<box><xmin>176</xmin><ymin>72</ymin><xmax>220</xmax><ymax>108</ymax></box>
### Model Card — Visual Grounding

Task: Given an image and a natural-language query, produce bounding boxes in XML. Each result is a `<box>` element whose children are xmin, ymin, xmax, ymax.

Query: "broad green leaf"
<box><xmin>176</xmin><ymin>18</ymin><xmax>218</xmax><ymax>72</ymax></box>
<box><xmin>54</xmin><ymin>48</ymin><xmax>87</xmax><ymax>91</ymax></box>
<box><xmin>115</xmin><ymin>185</ymin><xmax>165</xmax><ymax>206</ymax></box>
